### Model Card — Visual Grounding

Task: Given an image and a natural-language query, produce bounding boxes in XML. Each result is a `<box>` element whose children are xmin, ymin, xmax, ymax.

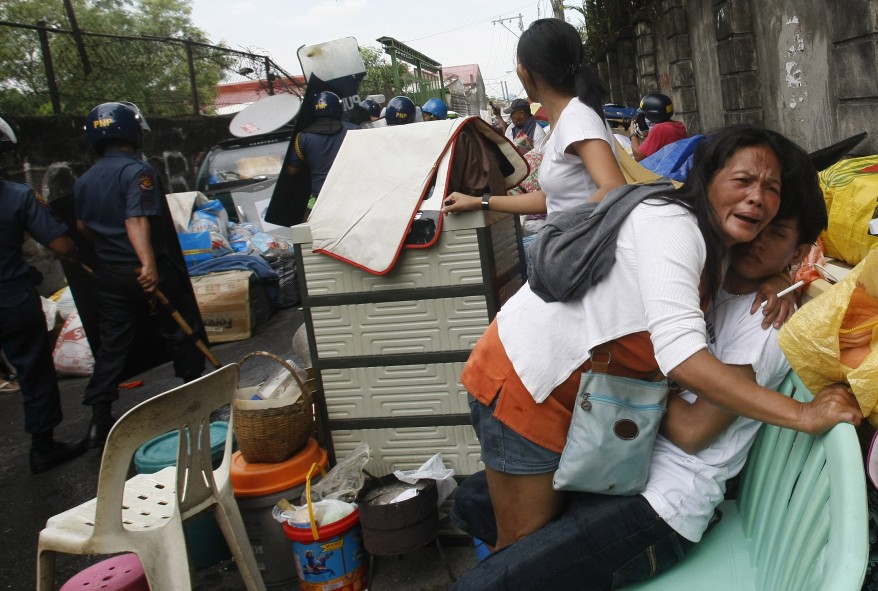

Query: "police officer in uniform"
<box><xmin>74</xmin><ymin>102</ymin><xmax>205</xmax><ymax>448</ymax></box>
<box><xmin>360</xmin><ymin>98</ymin><xmax>382</xmax><ymax>122</ymax></box>
<box><xmin>384</xmin><ymin>96</ymin><xmax>417</xmax><ymax>126</ymax></box>
<box><xmin>284</xmin><ymin>91</ymin><xmax>359</xmax><ymax>213</ymax></box>
<box><xmin>0</xmin><ymin>116</ymin><xmax>87</xmax><ymax>474</ymax></box>
<box><xmin>421</xmin><ymin>98</ymin><xmax>448</xmax><ymax>122</ymax></box>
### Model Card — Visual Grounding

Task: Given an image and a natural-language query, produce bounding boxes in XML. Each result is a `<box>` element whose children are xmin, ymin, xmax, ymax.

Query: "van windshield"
<box><xmin>203</xmin><ymin>138</ymin><xmax>289</xmax><ymax>187</ymax></box>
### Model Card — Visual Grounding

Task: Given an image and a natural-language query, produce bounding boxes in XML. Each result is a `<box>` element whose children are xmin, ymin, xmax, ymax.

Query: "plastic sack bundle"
<box><xmin>52</xmin><ymin>312</ymin><xmax>95</xmax><ymax>377</ymax></box>
<box><xmin>272</xmin><ymin>498</ymin><xmax>355</xmax><ymax>528</ymax></box>
<box><xmin>188</xmin><ymin>199</ymin><xmax>232</xmax><ymax>256</ymax></box>
<box><xmin>227</xmin><ymin>222</ymin><xmax>258</xmax><ymax>254</ymax></box>
<box><xmin>177</xmin><ymin>231</ymin><xmax>212</xmax><ymax>269</ymax></box>
<box><xmin>302</xmin><ymin>442</ymin><xmax>371</xmax><ymax>504</ymax></box>
<box><xmin>778</xmin><ymin>249</ymin><xmax>878</xmax><ymax>427</ymax></box>
<box><xmin>818</xmin><ymin>155</ymin><xmax>878</xmax><ymax>266</ymax></box>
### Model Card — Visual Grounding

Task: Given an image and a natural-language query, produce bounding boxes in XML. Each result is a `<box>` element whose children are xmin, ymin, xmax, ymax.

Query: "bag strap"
<box><xmin>590</xmin><ymin>345</ymin><xmax>612</xmax><ymax>374</ymax></box>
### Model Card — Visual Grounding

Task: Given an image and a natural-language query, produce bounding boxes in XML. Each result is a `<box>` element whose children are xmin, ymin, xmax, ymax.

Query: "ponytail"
<box><xmin>518</xmin><ymin>19</ymin><xmax>606</xmax><ymax>120</ymax></box>
<box><xmin>573</xmin><ymin>64</ymin><xmax>607</xmax><ymax>123</ymax></box>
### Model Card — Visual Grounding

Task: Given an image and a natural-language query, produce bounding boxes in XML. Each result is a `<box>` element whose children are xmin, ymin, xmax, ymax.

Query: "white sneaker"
<box><xmin>0</xmin><ymin>379</ymin><xmax>20</xmax><ymax>394</ymax></box>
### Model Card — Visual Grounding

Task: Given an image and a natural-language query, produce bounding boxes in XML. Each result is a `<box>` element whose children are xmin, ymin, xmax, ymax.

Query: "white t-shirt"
<box><xmin>641</xmin><ymin>289</ymin><xmax>791</xmax><ymax>542</ymax></box>
<box><xmin>538</xmin><ymin>98</ymin><xmax>617</xmax><ymax>214</ymax></box>
<box><xmin>498</xmin><ymin>199</ymin><xmax>708</xmax><ymax>402</ymax></box>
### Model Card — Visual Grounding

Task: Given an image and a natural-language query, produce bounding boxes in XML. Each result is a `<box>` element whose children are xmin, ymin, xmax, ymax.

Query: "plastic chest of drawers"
<box><xmin>291</xmin><ymin>211</ymin><xmax>523</xmax><ymax>477</ymax></box>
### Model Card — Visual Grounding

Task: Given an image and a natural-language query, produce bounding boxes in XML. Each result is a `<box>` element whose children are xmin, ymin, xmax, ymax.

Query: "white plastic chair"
<box><xmin>36</xmin><ymin>364</ymin><xmax>266</xmax><ymax>591</ymax></box>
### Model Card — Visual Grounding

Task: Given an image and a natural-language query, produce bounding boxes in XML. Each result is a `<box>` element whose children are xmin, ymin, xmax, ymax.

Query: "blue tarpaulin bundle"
<box><xmin>640</xmin><ymin>135</ymin><xmax>705</xmax><ymax>182</ymax></box>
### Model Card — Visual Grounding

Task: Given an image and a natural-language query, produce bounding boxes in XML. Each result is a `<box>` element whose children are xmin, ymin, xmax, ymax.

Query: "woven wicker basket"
<box><xmin>234</xmin><ymin>351</ymin><xmax>314</xmax><ymax>464</ymax></box>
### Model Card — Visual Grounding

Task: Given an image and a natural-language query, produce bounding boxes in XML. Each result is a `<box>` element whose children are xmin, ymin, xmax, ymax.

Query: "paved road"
<box><xmin>0</xmin><ymin>305</ymin><xmax>476</xmax><ymax>590</ymax></box>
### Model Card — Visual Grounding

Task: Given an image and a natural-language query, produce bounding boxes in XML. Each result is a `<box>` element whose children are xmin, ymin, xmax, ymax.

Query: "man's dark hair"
<box><xmin>672</xmin><ymin>125</ymin><xmax>822</xmax><ymax>298</ymax></box>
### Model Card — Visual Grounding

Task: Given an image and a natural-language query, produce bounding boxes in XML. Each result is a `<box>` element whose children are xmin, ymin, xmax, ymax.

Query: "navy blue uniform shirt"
<box><xmin>74</xmin><ymin>150</ymin><xmax>166</xmax><ymax>264</ymax></box>
<box><xmin>286</xmin><ymin>121</ymin><xmax>358</xmax><ymax>196</ymax></box>
<box><xmin>0</xmin><ymin>180</ymin><xmax>68</xmax><ymax>283</ymax></box>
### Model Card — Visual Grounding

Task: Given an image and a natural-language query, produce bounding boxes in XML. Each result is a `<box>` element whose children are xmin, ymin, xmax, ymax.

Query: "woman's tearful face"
<box><xmin>708</xmin><ymin>145</ymin><xmax>782</xmax><ymax>246</ymax></box>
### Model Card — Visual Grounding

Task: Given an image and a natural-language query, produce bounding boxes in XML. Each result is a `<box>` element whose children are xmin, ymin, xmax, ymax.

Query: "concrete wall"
<box><xmin>826</xmin><ymin>0</ymin><xmax>878</xmax><ymax>154</ymax></box>
<box><xmin>687</xmin><ymin>0</ymin><xmax>724</xmax><ymax>133</ymax></box>
<box><xmin>708</xmin><ymin>0</ymin><xmax>876</xmax><ymax>153</ymax></box>
<box><xmin>752</xmin><ymin>1</ymin><xmax>834</xmax><ymax>149</ymax></box>
<box><xmin>622</xmin><ymin>0</ymin><xmax>877</xmax><ymax>154</ymax></box>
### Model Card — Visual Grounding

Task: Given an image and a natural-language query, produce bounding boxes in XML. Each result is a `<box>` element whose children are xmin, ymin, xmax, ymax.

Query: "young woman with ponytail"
<box><xmin>441</xmin><ymin>18</ymin><xmax>625</xmax><ymax>217</ymax></box>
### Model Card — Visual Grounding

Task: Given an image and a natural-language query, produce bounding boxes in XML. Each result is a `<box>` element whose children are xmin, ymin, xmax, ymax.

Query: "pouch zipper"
<box><xmin>580</xmin><ymin>393</ymin><xmax>665</xmax><ymax>413</ymax></box>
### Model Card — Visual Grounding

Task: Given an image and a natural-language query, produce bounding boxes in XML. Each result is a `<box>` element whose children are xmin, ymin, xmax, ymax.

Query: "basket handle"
<box><xmin>238</xmin><ymin>350</ymin><xmax>310</xmax><ymax>404</ymax></box>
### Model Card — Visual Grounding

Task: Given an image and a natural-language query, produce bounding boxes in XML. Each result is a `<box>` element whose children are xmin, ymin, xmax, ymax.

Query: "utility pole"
<box><xmin>551</xmin><ymin>0</ymin><xmax>565</xmax><ymax>20</ymax></box>
<box><xmin>492</xmin><ymin>14</ymin><xmax>525</xmax><ymax>38</ymax></box>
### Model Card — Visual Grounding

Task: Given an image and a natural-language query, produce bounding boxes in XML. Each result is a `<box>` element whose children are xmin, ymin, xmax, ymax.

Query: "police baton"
<box><xmin>67</xmin><ymin>258</ymin><xmax>222</xmax><ymax>369</ymax></box>
<box><xmin>130</xmin><ymin>266</ymin><xmax>222</xmax><ymax>369</ymax></box>
<box><xmin>147</xmin><ymin>282</ymin><xmax>223</xmax><ymax>370</ymax></box>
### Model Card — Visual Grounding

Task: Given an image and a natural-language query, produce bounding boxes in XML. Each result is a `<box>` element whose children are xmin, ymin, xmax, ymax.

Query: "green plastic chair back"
<box><xmin>628</xmin><ymin>370</ymin><xmax>868</xmax><ymax>590</ymax></box>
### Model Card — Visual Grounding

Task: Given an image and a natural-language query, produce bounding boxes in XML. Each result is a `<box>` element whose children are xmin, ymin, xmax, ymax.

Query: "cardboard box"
<box><xmin>191</xmin><ymin>270</ymin><xmax>252</xmax><ymax>343</ymax></box>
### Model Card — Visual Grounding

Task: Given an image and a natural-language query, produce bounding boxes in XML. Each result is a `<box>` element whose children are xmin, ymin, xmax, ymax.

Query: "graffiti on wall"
<box><xmin>782</xmin><ymin>15</ymin><xmax>808</xmax><ymax>111</ymax></box>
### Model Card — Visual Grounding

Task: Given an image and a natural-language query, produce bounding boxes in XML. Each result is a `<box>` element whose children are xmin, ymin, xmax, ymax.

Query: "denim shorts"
<box><xmin>469</xmin><ymin>393</ymin><xmax>561</xmax><ymax>475</ymax></box>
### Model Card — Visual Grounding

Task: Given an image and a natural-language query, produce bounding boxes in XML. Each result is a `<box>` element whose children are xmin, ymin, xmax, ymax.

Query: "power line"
<box><xmin>402</xmin><ymin>1</ymin><xmax>538</xmax><ymax>43</ymax></box>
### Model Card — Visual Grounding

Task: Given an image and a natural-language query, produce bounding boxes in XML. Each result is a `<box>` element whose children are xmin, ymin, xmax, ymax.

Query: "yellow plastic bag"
<box><xmin>818</xmin><ymin>155</ymin><xmax>878</xmax><ymax>266</ymax></box>
<box><xmin>778</xmin><ymin>249</ymin><xmax>878</xmax><ymax>427</ymax></box>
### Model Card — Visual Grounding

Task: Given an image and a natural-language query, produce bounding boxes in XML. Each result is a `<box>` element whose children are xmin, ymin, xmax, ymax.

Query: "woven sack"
<box><xmin>234</xmin><ymin>351</ymin><xmax>314</xmax><ymax>463</ymax></box>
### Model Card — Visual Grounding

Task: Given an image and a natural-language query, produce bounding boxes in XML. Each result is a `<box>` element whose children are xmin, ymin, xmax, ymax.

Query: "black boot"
<box><xmin>30</xmin><ymin>432</ymin><xmax>88</xmax><ymax>475</ymax></box>
<box><xmin>87</xmin><ymin>403</ymin><xmax>116</xmax><ymax>449</ymax></box>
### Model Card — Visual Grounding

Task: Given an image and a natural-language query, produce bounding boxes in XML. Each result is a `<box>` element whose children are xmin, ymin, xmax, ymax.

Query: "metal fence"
<box><xmin>0</xmin><ymin>20</ymin><xmax>305</xmax><ymax>118</ymax></box>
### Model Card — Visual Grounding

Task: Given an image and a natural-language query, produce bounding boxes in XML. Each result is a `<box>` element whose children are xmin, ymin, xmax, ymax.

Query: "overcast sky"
<box><xmin>189</xmin><ymin>0</ymin><xmax>576</xmax><ymax>99</ymax></box>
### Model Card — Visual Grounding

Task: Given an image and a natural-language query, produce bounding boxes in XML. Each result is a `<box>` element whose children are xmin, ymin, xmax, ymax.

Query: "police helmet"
<box><xmin>638</xmin><ymin>93</ymin><xmax>674</xmax><ymax>123</ymax></box>
<box><xmin>311</xmin><ymin>91</ymin><xmax>343</xmax><ymax>120</ymax></box>
<box><xmin>385</xmin><ymin>96</ymin><xmax>416</xmax><ymax>126</ymax></box>
<box><xmin>85</xmin><ymin>102</ymin><xmax>150</xmax><ymax>152</ymax></box>
<box><xmin>421</xmin><ymin>98</ymin><xmax>448</xmax><ymax>120</ymax></box>
<box><xmin>360</xmin><ymin>98</ymin><xmax>382</xmax><ymax>119</ymax></box>
<box><xmin>0</xmin><ymin>116</ymin><xmax>17</xmax><ymax>151</ymax></box>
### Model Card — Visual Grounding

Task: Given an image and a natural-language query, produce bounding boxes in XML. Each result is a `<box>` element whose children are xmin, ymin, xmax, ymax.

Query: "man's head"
<box><xmin>360</xmin><ymin>98</ymin><xmax>381</xmax><ymax>120</ymax></box>
<box><xmin>85</xmin><ymin>102</ymin><xmax>149</xmax><ymax>154</ymax></box>
<box><xmin>385</xmin><ymin>96</ymin><xmax>416</xmax><ymax>126</ymax></box>
<box><xmin>504</xmin><ymin>98</ymin><xmax>532</xmax><ymax>126</ymax></box>
<box><xmin>730</xmin><ymin>186</ymin><xmax>828</xmax><ymax>282</ymax></box>
<box><xmin>311</xmin><ymin>91</ymin><xmax>343</xmax><ymax>121</ymax></box>
<box><xmin>422</xmin><ymin>98</ymin><xmax>448</xmax><ymax>121</ymax></box>
<box><xmin>638</xmin><ymin>93</ymin><xmax>674</xmax><ymax>124</ymax></box>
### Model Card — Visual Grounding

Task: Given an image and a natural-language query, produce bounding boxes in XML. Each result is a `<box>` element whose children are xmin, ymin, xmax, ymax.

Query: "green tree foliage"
<box><xmin>358</xmin><ymin>45</ymin><xmax>414</xmax><ymax>98</ymax></box>
<box><xmin>359</xmin><ymin>45</ymin><xmax>394</xmax><ymax>97</ymax></box>
<box><xmin>0</xmin><ymin>0</ymin><xmax>226</xmax><ymax>116</ymax></box>
<box><xmin>565</xmin><ymin>0</ymin><xmax>658</xmax><ymax>63</ymax></box>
